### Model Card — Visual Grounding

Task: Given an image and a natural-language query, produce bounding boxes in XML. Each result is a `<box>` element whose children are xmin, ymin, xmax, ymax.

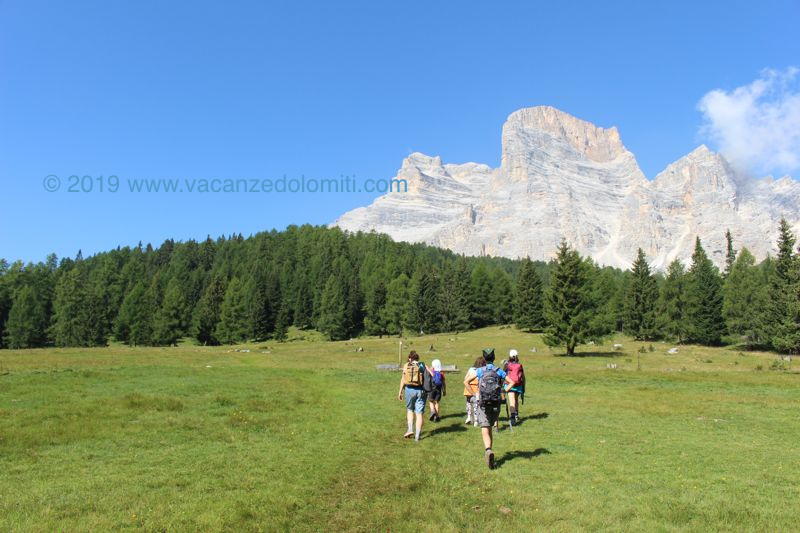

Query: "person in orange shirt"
<box><xmin>463</xmin><ymin>355</ymin><xmax>485</xmax><ymax>426</ymax></box>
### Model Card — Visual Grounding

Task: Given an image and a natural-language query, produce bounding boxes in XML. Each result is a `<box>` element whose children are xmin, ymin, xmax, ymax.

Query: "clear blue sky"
<box><xmin>2</xmin><ymin>0</ymin><xmax>798</xmax><ymax>262</ymax></box>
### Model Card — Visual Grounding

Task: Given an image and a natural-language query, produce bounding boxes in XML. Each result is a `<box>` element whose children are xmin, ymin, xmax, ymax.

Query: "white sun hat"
<box><xmin>432</xmin><ymin>359</ymin><xmax>442</xmax><ymax>372</ymax></box>
<box><xmin>509</xmin><ymin>349</ymin><xmax>518</xmax><ymax>358</ymax></box>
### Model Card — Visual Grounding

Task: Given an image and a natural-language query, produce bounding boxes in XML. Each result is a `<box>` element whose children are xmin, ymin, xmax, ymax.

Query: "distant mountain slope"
<box><xmin>333</xmin><ymin>106</ymin><xmax>800</xmax><ymax>269</ymax></box>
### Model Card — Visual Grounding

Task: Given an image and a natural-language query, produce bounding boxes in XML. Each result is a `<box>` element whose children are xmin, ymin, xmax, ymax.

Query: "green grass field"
<box><xmin>2</xmin><ymin>327</ymin><xmax>799</xmax><ymax>531</ymax></box>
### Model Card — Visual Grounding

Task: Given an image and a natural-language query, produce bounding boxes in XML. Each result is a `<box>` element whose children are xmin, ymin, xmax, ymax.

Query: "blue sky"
<box><xmin>2</xmin><ymin>0</ymin><xmax>798</xmax><ymax>262</ymax></box>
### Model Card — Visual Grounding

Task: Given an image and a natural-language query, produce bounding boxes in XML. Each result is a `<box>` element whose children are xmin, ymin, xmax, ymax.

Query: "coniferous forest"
<box><xmin>1</xmin><ymin>220</ymin><xmax>799</xmax><ymax>354</ymax></box>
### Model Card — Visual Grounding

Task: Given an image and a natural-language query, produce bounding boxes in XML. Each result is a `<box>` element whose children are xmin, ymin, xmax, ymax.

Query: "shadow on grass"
<box><xmin>439</xmin><ymin>412</ymin><xmax>467</xmax><ymax>421</ymax></box>
<box><xmin>427</xmin><ymin>422</ymin><xmax>468</xmax><ymax>437</ymax></box>
<box><xmin>495</xmin><ymin>448</ymin><xmax>551</xmax><ymax>468</ymax></box>
<box><xmin>513</xmin><ymin>412</ymin><xmax>548</xmax><ymax>426</ymax></box>
<box><xmin>557</xmin><ymin>351</ymin><xmax>628</xmax><ymax>358</ymax></box>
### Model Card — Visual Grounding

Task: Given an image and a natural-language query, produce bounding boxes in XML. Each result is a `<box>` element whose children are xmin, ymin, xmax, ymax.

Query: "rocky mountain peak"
<box><xmin>502</xmin><ymin>106</ymin><xmax>627</xmax><ymax>164</ymax></box>
<box><xmin>333</xmin><ymin>106</ymin><xmax>800</xmax><ymax>270</ymax></box>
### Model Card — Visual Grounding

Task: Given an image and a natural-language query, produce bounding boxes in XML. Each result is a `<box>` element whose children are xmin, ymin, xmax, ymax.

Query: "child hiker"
<box><xmin>463</xmin><ymin>356</ymin><xmax>484</xmax><ymax>425</ymax></box>
<box><xmin>397</xmin><ymin>351</ymin><xmax>427</xmax><ymax>441</ymax></box>
<box><xmin>504</xmin><ymin>349</ymin><xmax>525</xmax><ymax>425</ymax></box>
<box><xmin>427</xmin><ymin>359</ymin><xmax>446</xmax><ymax>422</ymax></box>
<box><xmin>463</xmin><ymin>348</ymin><xmax>513</xmax><ymax>469</ymax></box>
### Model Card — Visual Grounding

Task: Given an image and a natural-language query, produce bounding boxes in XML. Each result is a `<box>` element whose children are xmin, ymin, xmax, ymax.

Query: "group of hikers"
<box><xmin>397</xmin><ymin>347</ymin><xmax>525</xmax><ymax>469</ymax></box>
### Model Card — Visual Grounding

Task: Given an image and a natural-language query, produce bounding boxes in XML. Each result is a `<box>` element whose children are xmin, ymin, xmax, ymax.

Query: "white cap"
<box><xmin>509</xmin><ymin>349</ymin><xmax>518</xmax><ymax>358</ymax></box>
<box><xmin>432</xmin><ymin>359</ymin><xmax>442</xmax><ymax>371</ymax></box>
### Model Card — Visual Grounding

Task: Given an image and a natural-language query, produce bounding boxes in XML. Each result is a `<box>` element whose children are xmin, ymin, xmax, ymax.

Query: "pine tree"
<box><xmin>439</xmin><ymin>260</ymin><xmax>472</xmax><ymax>333</ymax></box>
<box><xmin>363</xmin><ymin>279</ymin><xmax>388</xmax><ymax>336</ymax></box>
<box><xmin>769</xmin><ymin>219</ymin><xmax>800</xmax><ymax>352</ymax></box>
<box><xmin>192</xmin><ymin>274</ymin><xmax>227</xmax><ymax>345</ymax></box>
<box><xmin>407</xmin><ymin>268</ymin><xmax>440</xmax><ymax>334</ymax></box>
<box><xmin>491</xmin><ymin>269</ymin><xmax>514</xmax><ymax>324</ymax></box>
<box><xmin>543</xmin><ymin>241</ymin><xmax>601</xmax><ymax>355</ymax></box>
<box><xmin>658</xmin><ymin>260</ymin><xmax>688</xmax><ymax>342</ymax></box>
<box><xmin>248</xmin><ymin>269</ymin><xmax>280</xmax><ymax>341</ymax></box>
<box><xmin>723</xmin><ymin>229</ymin><xmax>737</xmax><ymax>279</ymax></box>
<box><xmin>215</xmin><ymin>277</ymin><xmax>250</xmax><ymax>344</ymax></box>
<box><xmin>383</xmin><ymin>273</ymin><xmax>410</xmax><ymax>336</ymax></box>
<box><xmin>514</xmin><ymin>258</ymin><xmax>544</xmax><ymax>331</ymax></box>
<box><xmin>5</xmin><ymin>285</ymin><xmax>49</xmax><ymax>348</ymax></box>
<box><xmin>623</xmin><ymin>249</ymin><xmax>659</xmax><ymax>340</ymax></box>
<box><xmin>470</xmin><ymin>264</ymin><xmax>494</xmax><ymax>328</ymax></box>
<box><xmin>52</xmin><ymin>267</ymin><xmax>106</xmax><ymax>347</ymax></box>
<box><xmin>273</xmin><ymin>304</ymin><xmax>290</xmax><ymax>341</ymax></box>
<box><xmin>723</xmin><ymin>248</ymin><xmax>769</xmax><ymax>347</ymax></box>
<box><xmin>318</xmin><ymin>274</ymin><xmax>348</xmax><ymax>340</ymax></box>
<box><xmin>152</xmin><ymin>277</ymin><xmax>187</xmax><ymax>346</ymax></box>
<box><xmin>115</xmin><ymin>281</ymin><xmax>154</xmax><ymax>346</ymax></box>
<box><xmin>684</xmin><ymin>238</ymin><xmax>725</xmax><ymax>345</ymax></box>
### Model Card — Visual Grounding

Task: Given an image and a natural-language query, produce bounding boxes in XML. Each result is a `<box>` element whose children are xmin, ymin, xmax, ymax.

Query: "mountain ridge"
<box><xmin>333</xmin><ymin>106</ymin><xmax>800</xmax><ymax>270</ymax></box>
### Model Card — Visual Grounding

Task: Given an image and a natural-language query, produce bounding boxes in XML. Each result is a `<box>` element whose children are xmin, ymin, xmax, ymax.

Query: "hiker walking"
<box><xmin>463</xmin><ymin>356</ymin><xmax>484</xmax><ymax>426</ymax></box>
<box><xmin>462</xmin><ymin>348</ymin><xmax>512</xmax><ymax>469</ymax></box>
<box><xmin>504</xmin><ymin>349</ymin><xmax>525</xmax><ymax>425</ymax></box>
<box><xmin>397</xmin><ymin>351</ymin><xmax>427</xmax><ymax>441</ymax></box>
<box><xmin>426</xmin><ymin>359</ymin><xmax>446</xmax><ymax>422</ymax></box>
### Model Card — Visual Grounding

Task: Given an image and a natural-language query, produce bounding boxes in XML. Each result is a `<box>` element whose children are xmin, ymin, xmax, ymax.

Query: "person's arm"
<box><xmin>397</xmin><ymin>371</ymin><xmax>405</xmax><ymax>400</ymax></box>
<box><xmin>442</xmin><ymin>375</ymin><xmax>447</xmax><ymax>396</ymax></box>
<box><xmin>463</xmin><ymin>368</ymin><xmax>476</xmax><ymax>388</ymax></box>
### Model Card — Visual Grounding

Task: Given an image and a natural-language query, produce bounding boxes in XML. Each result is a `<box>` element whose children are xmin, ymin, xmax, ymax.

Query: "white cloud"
<box><xmin>698</xmin><ymin>67</ymin><xmax>800</xmax><ymax>177</ymax></box>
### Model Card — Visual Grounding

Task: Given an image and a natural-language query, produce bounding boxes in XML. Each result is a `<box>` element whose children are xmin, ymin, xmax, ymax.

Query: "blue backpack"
<box><xmin>432</xmin><ymin>370</ymin><xmax>443</xmax><ymax>388</ymax></box>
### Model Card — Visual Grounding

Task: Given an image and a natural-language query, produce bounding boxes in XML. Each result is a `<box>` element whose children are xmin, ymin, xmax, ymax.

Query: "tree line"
<box><xmin>1</xmin><ymin>220</ymin><xmax>798</xmax><ymax>354</ymax></box>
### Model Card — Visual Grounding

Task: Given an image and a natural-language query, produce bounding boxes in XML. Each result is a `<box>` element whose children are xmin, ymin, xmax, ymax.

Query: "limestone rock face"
<box><xmin>332</xmin><ymin>106</ymin><xmax>800</xmax><ymax>270</ymax></box>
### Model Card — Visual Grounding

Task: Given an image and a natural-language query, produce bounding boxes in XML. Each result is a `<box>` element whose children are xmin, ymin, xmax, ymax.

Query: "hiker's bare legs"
<box><xmin>508</xmin><ymin>392</ymin><xmax>517</xmax><ymax>412</ymax></box>
<box><xmin>415</xmin><ymin>412</ymin><xmax>424</xmax><ymax>439</ymax></box>
<box><xmin>404</xmin><ymin>410</ymin><xmax>414</xmax><ymax>437</ymax></box>
<box><xmin>481</xmin><ymin>427</ymin><xmax>492</xmax><ymax>449</ymax></box>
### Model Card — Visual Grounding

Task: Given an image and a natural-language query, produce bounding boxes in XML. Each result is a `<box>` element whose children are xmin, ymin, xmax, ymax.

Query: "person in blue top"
<box><xmin>462</xmin><ymin>348</ymin><xmax>513</xmax><ymax>469</ymax></box>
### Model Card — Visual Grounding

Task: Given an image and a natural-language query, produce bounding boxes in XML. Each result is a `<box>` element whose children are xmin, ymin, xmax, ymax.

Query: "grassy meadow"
<box><xmin>1</xmin><ymin>326</ymin><xmax>799</xmax><ymax>531</ymax></box>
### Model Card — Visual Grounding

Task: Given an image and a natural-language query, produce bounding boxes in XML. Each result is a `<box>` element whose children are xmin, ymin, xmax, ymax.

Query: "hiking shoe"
<box><xmin>485</xmin><ymin>449</ymin><xmax>495</xmax><ymax>469</ymax></box>
<box><xmin>465</xmin><ymin>416</ymin><xmax>472</xmax><ymax>424</ymax></box>
<box><xmin>434</xmin><ymin>415</ymin><xmax>441</xmax><ymax>423</ymax></box>
<box><xmin>429</xmin><ymin>413</ymin><xmax>436</xmax><ymax>422</ymax></box>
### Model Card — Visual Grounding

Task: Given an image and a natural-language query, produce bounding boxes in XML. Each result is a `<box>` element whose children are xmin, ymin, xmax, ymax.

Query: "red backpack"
<box><xmin>506</xmin><ymin>362</ymin><xmax>524</xmax><ymax>387</ymax></box>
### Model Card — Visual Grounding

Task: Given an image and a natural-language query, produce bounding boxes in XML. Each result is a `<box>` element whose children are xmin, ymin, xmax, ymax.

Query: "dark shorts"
<box><xmin>429</xmin><ymin>389</ymin><xmax>442</xmax><ymax>402</ymax></box>
<box><xmin>474</xmin><ymin>400</ymin><xmax>501</xmax><ymax>428</ymax></box>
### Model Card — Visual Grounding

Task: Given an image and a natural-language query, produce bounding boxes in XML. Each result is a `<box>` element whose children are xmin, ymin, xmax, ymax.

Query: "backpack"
<box><xmin>403</xmin><ymin>362</ymin><xmax>423</xmax><ymax>387</ymax></box>
<box><xmin>478</xmin><ymin>366</ymin><xmax>502</xmax><ymax>405</ymax></box>
<box><xmin>432</xmin><ymin>370</ymin><xmax>443</xmax><ymax>388</ymax></box>
<box><xmin>506</xmin><ymin>362</ymin><xmax>524</xmax><ymax>387</ymax></box>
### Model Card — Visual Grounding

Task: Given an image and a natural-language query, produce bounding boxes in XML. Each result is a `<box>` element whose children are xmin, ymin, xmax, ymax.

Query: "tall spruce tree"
<box><xmin>5</xmin><ymin>285</ymin><xmax>49</xmax><ymax>348</ymax></box>
<box><xmin>438</xmin><ymin>260</ymin><xmax>472</xmax><ymax>333</ymax></box>
<box><xmin>216</xmin><ymin>277</ymin><xmax>250</xmax><ymax>344</ymax></box>
<box><xmin>769</xmin><ymin>219</ymin><xmax>800</xmax><ymax>352</ymax></box>
<box><xmin>52</xmin><ymin>267</ymin><xmax>106</xmax><ymax>347</ymax></box>
<box><xmin>491</xmin><ymin>269</ymin><xmax>514</xmax><ymax>325</ymax></box>
<box><xmin>514</xmin><ymin>258</ymin><xmax>545</xmax><ymax>332</ymax></box>
<box><xmin>723</xmin><ymin>229</ymin><xmax>737</xmax><ymax>279</ymax></box>
<box><xmin>658</xmin><ymin>260</ymin><xmax>688</xmax><ymax>342</ymax></box>
<box><xmin>622</xmin><ymin>248</ymin><xmax>659</xmax><ymax>340</ymax></box>
<box><xmin>383</xmin><ymin>273</ymin><xmax>410</xmax><ymax>336</ymax></box>
<box><xmin>684</xmin><ymin>238</ymin><xmax>725</xmax><ymax>345</ymax></box>
<box><xmin>248</xmin><ymin>268</ymin><xmax>280</xmax><ymax>340</ymax></box>
<box><xmin>192</xmin><ymin>274</ymin><xmax>227</xmax><ymax>345</ymax></box>
<box><xmin>723</xmin><ymin>248</ymin><xmax>769</xmax><ymax>347</ymax></box>
<box><xmin>151</xmin><ymin>277</ymin><xmax>187</xmax><ymax>346</ymax></box>
<box><xmin>363</xmin><ymin>279</ymin><xmax>388</xmax><ymax>336</ymax></box>
<box><xmin>318</xmin><ymin>274</ymin><xmax>348</xmax><ymax>340</ymax></box>
<box><xmin>470</xmin><ymin>264</ymin><xmax>494</xmax><ymax>328</ymax></box>
<box><xmin>543</xmin><ymin>241</ymin><xmax>602</xmax><ymax>355</ymax></box>
<box><xmin>114</xmin><ymin>281</ymin><xmax>153</xmax><ymax>346</ymax></box>
<box><xmin>407</xmin><ymin>268</ymin><xmax>440</xmax><ymax>334</ymax></box>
